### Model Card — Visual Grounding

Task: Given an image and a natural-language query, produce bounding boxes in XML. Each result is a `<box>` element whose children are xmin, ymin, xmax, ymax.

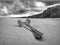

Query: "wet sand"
<box><xmin>0</xmin><ymin>18</ymin><xmax>60</xmax><ymax>45</ymax></box>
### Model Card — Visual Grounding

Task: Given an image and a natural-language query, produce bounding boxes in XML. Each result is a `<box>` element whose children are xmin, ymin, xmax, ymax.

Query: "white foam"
<box><xmin>0</xmin><ymin>2</ymin><xmax>60</xmax><ymax>17</ymax></box>
<box><xmin>2</xmin><ymin>6</ymin><xmax>9</xmax><ymax>14</ymax></box>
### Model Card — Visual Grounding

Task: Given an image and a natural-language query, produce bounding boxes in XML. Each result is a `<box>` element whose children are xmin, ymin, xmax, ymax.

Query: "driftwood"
<box><xmin>17</xmin><ymin>19</ymin><xmax>43</xmax><ymax>40</ymax></box>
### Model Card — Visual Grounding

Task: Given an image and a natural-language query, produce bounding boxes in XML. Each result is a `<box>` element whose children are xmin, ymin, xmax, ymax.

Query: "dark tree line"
<box><xmin>26</xmin><ymin>5</ymin><xmax>60</xmax><ymax>18</ymax></box>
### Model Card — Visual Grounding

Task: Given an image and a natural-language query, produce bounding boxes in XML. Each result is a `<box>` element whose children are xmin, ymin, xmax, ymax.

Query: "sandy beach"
<box><xmin>0</xmin><ymin>18</ymin><xmax>60</xmax><ymax>45</ymax></box>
